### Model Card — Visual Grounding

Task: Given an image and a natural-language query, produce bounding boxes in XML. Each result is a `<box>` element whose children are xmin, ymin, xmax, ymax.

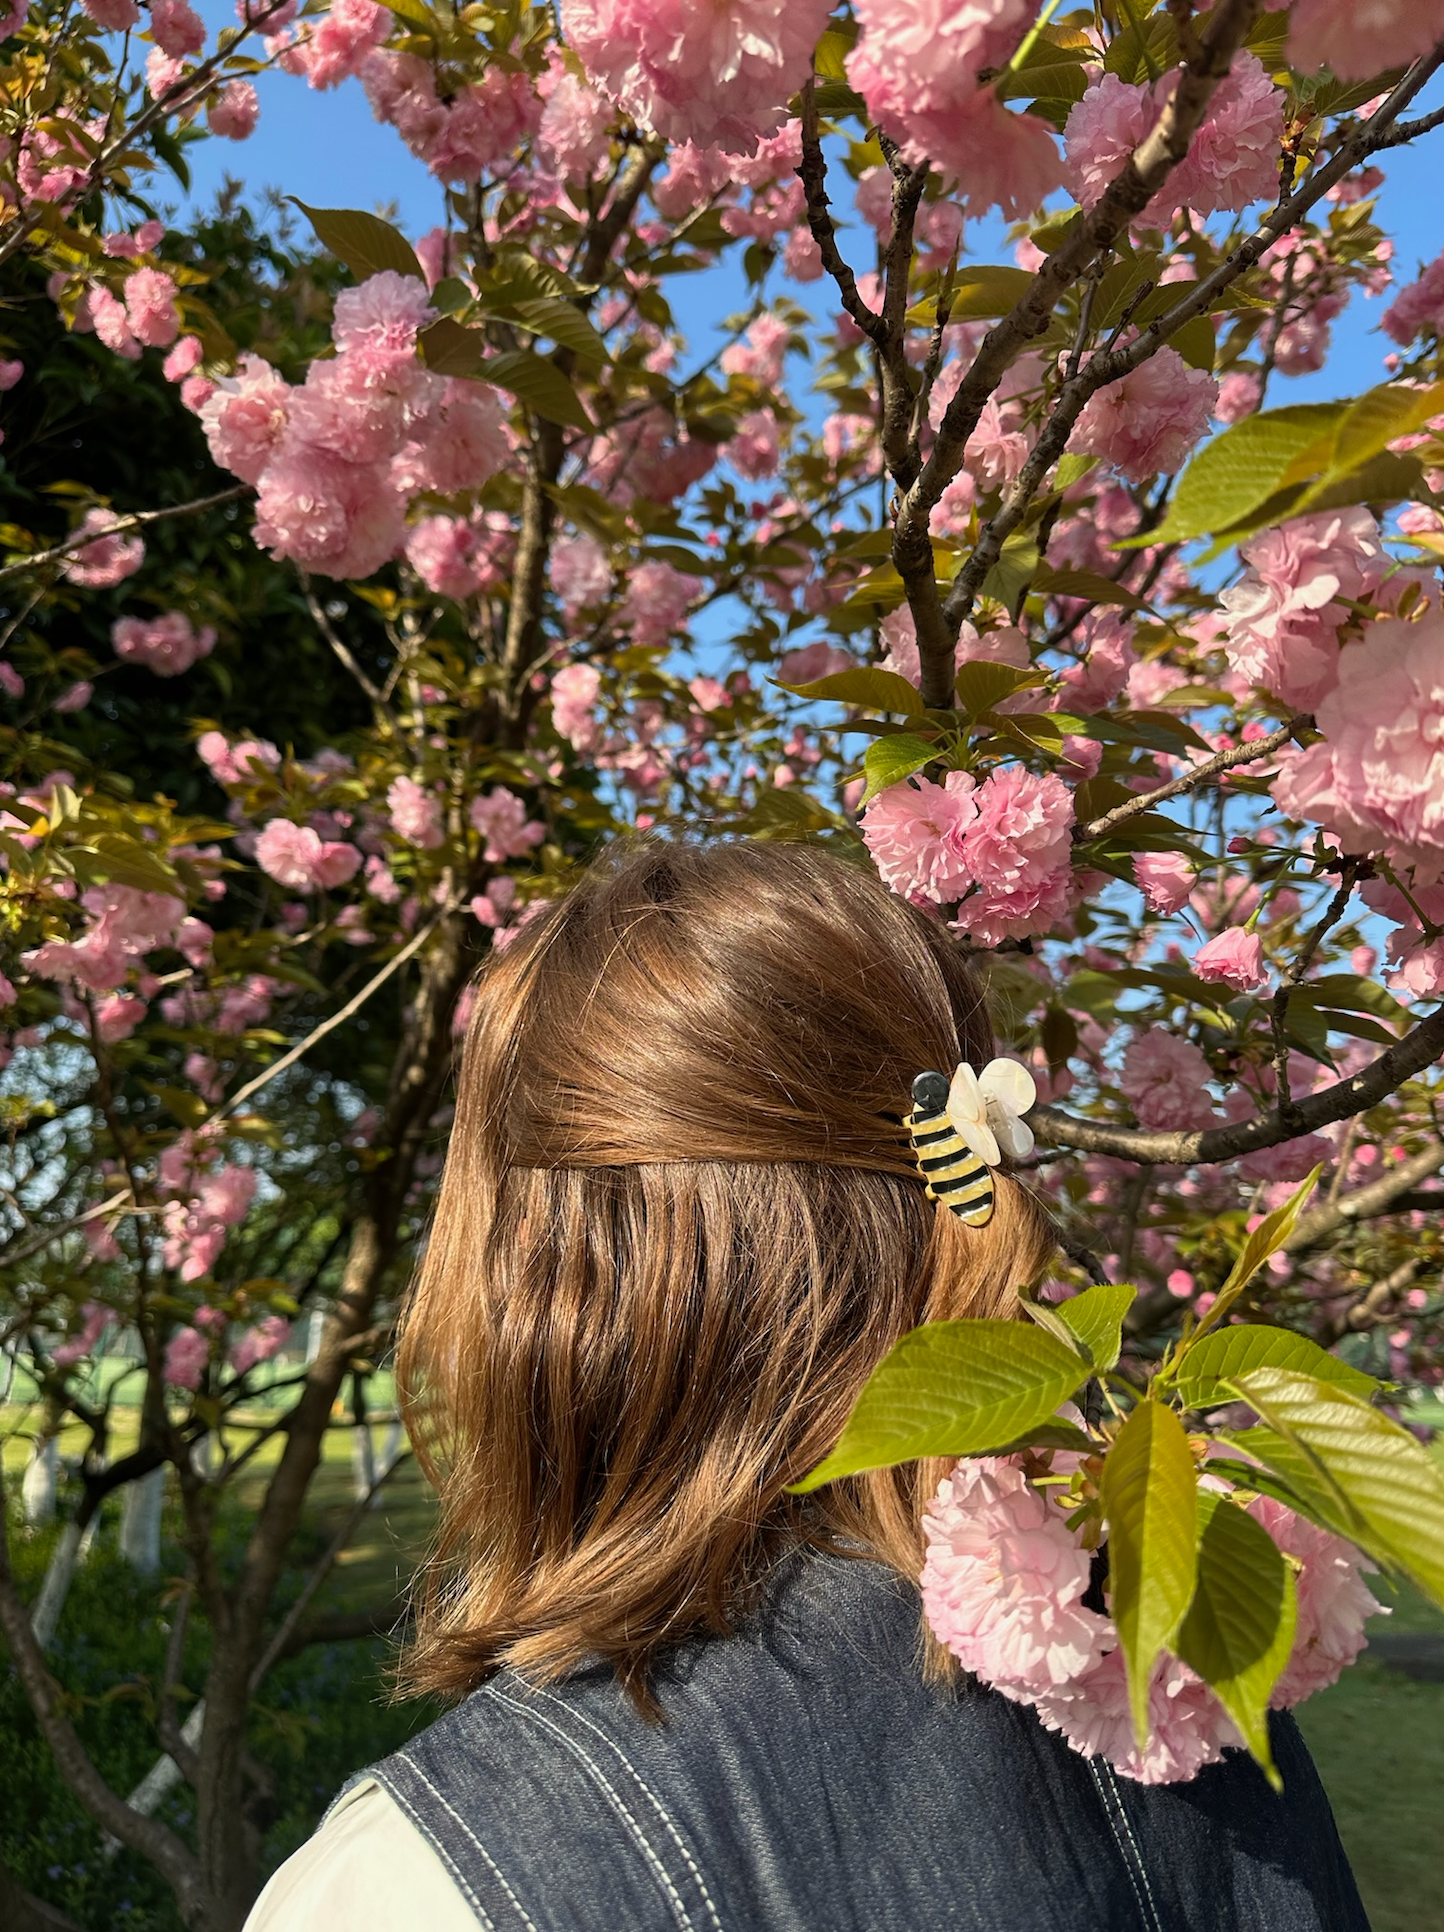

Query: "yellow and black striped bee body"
<box><xmin>905</xmin><ymin>1070</ymin><xmax>996</xmax><ymax>1226</ymax></box>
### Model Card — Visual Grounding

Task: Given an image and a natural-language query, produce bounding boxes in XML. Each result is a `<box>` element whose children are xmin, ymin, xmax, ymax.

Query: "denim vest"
<box><xmin>366</xmin><ymin>1552</ymin><xmax>1368</xmax><ymax>1932</ymax></box>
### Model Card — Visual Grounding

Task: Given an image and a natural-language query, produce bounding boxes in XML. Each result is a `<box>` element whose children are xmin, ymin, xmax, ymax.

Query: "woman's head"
<box><xmin>399</xmin><ymin>840</ymin><xmax>1058</xmax><ymax>1699</ymax></box>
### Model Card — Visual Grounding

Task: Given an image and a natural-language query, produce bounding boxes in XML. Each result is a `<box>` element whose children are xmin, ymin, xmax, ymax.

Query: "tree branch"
<box><xmin>1077</xmin><ymin>716</ymin><xmax>1306</xmax><ymax>842</ymax></box>
<box><xmin>1285</xmin><ymin>1138</ymin><xmax>1444</xmax><ymax>1253</ymax></box>
<box><xmin>899</xmin><ymin>0</ymin><xmax>1266</xmax><ymax>703</ymax></box>
<box><xmin>0</xmin><ymin>487</ymin><xmax>250</xmax><ymax>586</ymax></box>
<box><xmin>1031</xmin><ymin>1000</ymin><xmax>1444</xmax><ymax>1165</ymax></box>
<box><xmin>206</xmin><ymin>902</ymin><xmax>458</xmax><ymax>1126</ymax></box>
<box><xmin>940</xmin><ymin>40</ymin><xmax>1444</xmax><ymax>635</ymax></box>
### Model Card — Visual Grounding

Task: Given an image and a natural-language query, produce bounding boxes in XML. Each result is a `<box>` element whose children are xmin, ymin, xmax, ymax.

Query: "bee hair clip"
<box><xmin>905</xmin><ymin>1058</ymin><xmax>1038</xmax><ymax>1228</ymax></box>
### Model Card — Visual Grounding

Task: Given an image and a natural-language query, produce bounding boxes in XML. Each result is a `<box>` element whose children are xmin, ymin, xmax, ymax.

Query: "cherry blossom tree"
<box><xmin>3</xmin><ymin>0</ymin><xmax>1444</xmax><ymax>1921</ymax></box>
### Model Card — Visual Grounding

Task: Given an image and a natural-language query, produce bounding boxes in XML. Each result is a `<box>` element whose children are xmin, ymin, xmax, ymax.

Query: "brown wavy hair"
<box><xmin>397</xmin><ymin>840</ymin><xmax>1058</xmax><ymax>1703</ymax></box>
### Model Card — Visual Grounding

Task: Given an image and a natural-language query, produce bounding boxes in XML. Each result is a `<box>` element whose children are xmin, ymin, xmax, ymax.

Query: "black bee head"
<box><xmin>911</xmin><ymin>1070</ymin><xmax>951</xmax><ymax>1116</ymax></box>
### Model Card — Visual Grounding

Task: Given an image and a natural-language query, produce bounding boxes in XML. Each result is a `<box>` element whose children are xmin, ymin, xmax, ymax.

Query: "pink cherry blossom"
<box><xmin>124</xmin><ymin>267</ymin><xmax>181</xmax><ymax>347</ymax></box>
<box><xmin>1214</xmin><ymin>370</ymin><xmax>1261</xmax><ymax>424</ymax></box>
<box><xmin>552</xmin><ymin>532</ymin><xmax>612</xmax><ymax>628</ymax></box>
<box><xmin>1026</xmin><ymin>1644</ymin><xmax>1239</xmax><ymax>1786</ymax></box>
<box><xmin>1194</xmin><ymin>925</ymin><xmax>1268</xmax><ymax>993</ymax></box>
<box><xmin>561</xmin><ymin>0</ymin><xmax>831</xmax><ymax>155</ymax></box>
<box><xmin>91</xmin><ymin>284</ymin><xmax>140</xmax><ymax>359</ymax></box>
<box><xmin>164</xmin><ymin>1324</ymin><xmax>211</xmax><ymax>1390</ymax></box>
<box><xmin>208</xmin><ymin>79</ymin><xmax>260</xmax><ymax>139</ymax></box>
<box><xmin>82</xmin><ymin>0</ymin><xmax>140</xmax><ymax>24</ymax></box>
<box><xmin>230</xmin><ymin>1312</ymin><xmax>292</xmax><ymax>1375</ymax></box>
<box><xmin>298</xmin><ymin>0</ymin><xmax>388</xmax><ymax>87</ymax></box>
<box><xmin>1134</xmin><ymin>850</ymin><xmax>1194</xmax><ymax>916</ymax></box>
<box><xmin>150</xmin><ymin>0</ymin><xmax>204</xmax><ymax>56</ymax></box>
<box><xmin>162</xmin><ymin>335</ymin><xmax>204</xmax><ymax>382</ymax></box>
<box><xmin>1073</xmin><ymin>348</ymin><xmax>1218</xmax><ymax>483</ymax></box>
<box><xmin>254</xmin><ymin>818</ymin><xmax>363</xmax><ymax>890</ymax></box>
<box><xmin>536</xmin><ymin>50</ymin><xmax>613</xmax><ymax>178</ymax></box>
<box><xmin>1218</xmin><ymin>509</ymin><xmax>1384</xmax><ymax>711</ymax></box>
<box><xmin>1120</xmin><ymin>1031</ymin><xmax>1216</xmax><ymax>1131</ymax></box>
<box><xmin>470</xmin><ymin>787</ymin><xmax>543</xmax><ymax>862</ymax></box>
<box><xmin>860</xmin><ymin>770</ymin><xmax>976</xmax><ymax>906</ymax></box>
<box><xmin>1058</xmin><ymin>612</ymin><xmax>1136</xmax><ymax>714</ymax></box>
<box><xmin>1064</xmin><ymin>54</ymin><xmax>1282</xmax><ymax>224</ymax></box>
<box><xmin>847</xmin><ymin>0</ymin><xmax>1061</xmax><ymax>216</ymax></box>
<box><xmin>393</xmin><ymin>379</ymin><xmax>507</xmax><ymax>495</ymax></box>
<box><xmin>1383</xmin><ymin>250</ymin><xmax>1444</xmax><ymax>345</ymax></box>
<box><xmin>951</xmin><ymin>766</ymin><xmax>1074</xmax><ymax>946</ymax></box>
<box><xmin>726</xmin><ymin>408</ymin><xmax>781</xmax><ymax>479</ymax></box>
<box><xmin>1289</xmin><ymin>0</ymin><xmax>1444</xmax><ymax>80</ymax></box>
<box><xmin>111</xmin><ymin>611</ymin><xmax>216</xmax><ymax>676</ymax></box>
<box><xmin>777</xmin><ymin>640</ymin><xmax>851</xmax><ymax>685</ymax></box>
<box><xmin>1272</xmin><ymin>613</ymin><xmax>1444</xmax><ymax>878</ymax></box>
<box><xmin>1246</xmin><ymin>1495</ymin><xmax>1384</xmax><ymax>1705</ymax></box>
<box><xmin>552</xmin><ymin>662</ymin><xmax>603</xmax><ymax>752</ymax></box>
<box><xmin>94</xmin><ymin>992</ymin><xmax>146</xmax><ymax>1041</ymax></box>
<box><xmin>622</xmin><ymin>559</ymin><xmax>696</xmax><ymax>648</ymax></box>
<box><xmin>199</xmin><ymin>353</ymin><xmax>291</xmax><ymax>484</ymax></box>
<box><xmin>689</xmin><ymin>675</ymin><xmax>730</xmax><ymax>713</ymax></box>
<box><xmin>55</xmin><ymin>681</ymin><xmax>92</xmax><ymax>713</ymax></box>
<box><xmin>18</xmin><ymin>116</ymin><xmax>92</xmax><ymax>205</ymax></box>
<box><xmin>386</xmin><ymin>775</ymin><xmax>445</xmax><ymax>849</ymax></box>
<box><xmin>252</xmin><ymin>443</ymin><xmax>407</xmax><ymax>581</ymax></box>
<box><xmin>54</xmin><ymin>1300</ymin><xmax>113</xmax><ymax>1368</ymax></box>
<box><xmin>23</xmin><ymin>883</ymin><xmax>185</xmax><ymax>991</ymax></box>
<box><xmin>197</xmin><ymin>731</ymin><xmax>280</xmax><ymax>786</ymax></box>
<box><xmin>0</xmin><ymin>357</ymin><xmax>22</xmax><ymax>391</ymax></box>
<box><xmin>922</xmin><ymin>1458</ymin><xmax>1111</xmax><ymax>1693</ymax></box>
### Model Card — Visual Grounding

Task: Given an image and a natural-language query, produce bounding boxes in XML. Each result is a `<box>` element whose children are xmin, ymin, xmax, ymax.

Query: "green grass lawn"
<box><xmin>4</xmin><ymin>1398</ymin><xmax>1443</xmax><ymax>1930</ymax></box>
<box><xmin>1294</xmin><ymin>1578</ymin><xmax>1444</xmax><ymax>1932</ymax></box>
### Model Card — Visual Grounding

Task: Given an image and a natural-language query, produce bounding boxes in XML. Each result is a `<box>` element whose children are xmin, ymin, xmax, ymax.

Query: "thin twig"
<box><xmin>0</xmin><ymin>488</ymin><xmax>250</xmax><ymax>587</ymax></box>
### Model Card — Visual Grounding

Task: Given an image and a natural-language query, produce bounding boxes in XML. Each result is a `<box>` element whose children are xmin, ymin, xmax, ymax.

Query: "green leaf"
<box><xmin>972</xmin><ymin>1418</ymin><xmax>1099</xmax><ymax>1458</ymax></box>
<box><xmin>78</xmin><ymin>836</ymin><xmax>181</xmax><ymax>895</ymax></box>
<box><xmin>1055</xmin><ymin>1282</ymin><xmax>1137</xmax><ymax>1374</ymax></box>
<box><xmin>1176</xmin><ymin>1491</ymin><xmax>1297</xmax><ymax>1789</ymax></box>
<box><xmin>954</xmin><ymin>660</ymin><xmax>1045</xmax><ymax>716</ymax></box>
<box><xmin>1227</xmin><ymin>1369</ymin><xmax>1444</xmax><ymax>1609</ymax></box>
<box><xmin>949</xmin><ymin>265</ymin><xmax>1036</xmax><ymax>318</ymax></box>
<box><xmin>286</xmin><ymin>201</ymin><xmax>424</xmax><ymax>284</ymax></box>
<box><xmin>506</xmin><ymin>296</ymin><xmax>611</xmax><ymax>366</ymax></box>
<box><xmin>418</xmin><ymin>315</ymin><xmax>487</xmax><ymax>377</ymax></box>
<box><xmin>1029</xmin><ymin>564</ymin><xmax>1146</xmax><ymax>611</ymax></box>
<box><xmin>480</xmin><ymin>349</ymin><xmax>594</xmax><ymax>431</ymax></box>
<box><xmin>1054</xmin><ymin>452</ymin><xmax>1098</xmax><ymax>491</ymax></box>
<box><xmin>790</xmin><ymin>1319</ymin><xmax>1090</xmax><ymax>1493</ymax></box>
<box><xmin>1140</xmin><ymin>404</ymin><xmax>1346</xmax><ymax>547</ymax></box>
<box><xmin>1191</xmin><ymin>1166</ymin><xmax>1323</xmax><ymax>1341</ymax></box>
<box><xmin>1172</xmin><ymin>1324</ymin><xmax>1380</xmax><ymax>1412</ymax></box>
<box><xmin>1101</xmin><ymin>1399</ymin><xmax>1199</xmax><ymax>1747</ymax></box>
<box><xmin>1294</xmin><ymin>380</ymin><xmax>1444</xmax><ymax>513</ymax></box>
<box><xmin>772</xmin><ymin>666</ymin><xmax>926</xmax><ymax>717</ymax></box>
<box><xmin>860</xmin><ymin>733</ymin><xmax>938</xmax><ymax>804</ymax></box>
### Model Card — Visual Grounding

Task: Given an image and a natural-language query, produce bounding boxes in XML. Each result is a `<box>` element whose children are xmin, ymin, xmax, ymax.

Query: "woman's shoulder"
<box><xmin>242</xmin><ymin>1777</ymin><xmax>476</xmax><ymax>1932</ymax></box>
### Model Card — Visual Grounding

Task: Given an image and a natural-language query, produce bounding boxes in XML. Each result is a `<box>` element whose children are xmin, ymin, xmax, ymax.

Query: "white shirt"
<box><xmin>244</xmin><ymin>1778</ymin><xmax>476</xmax><ymax>1932</ymax></box>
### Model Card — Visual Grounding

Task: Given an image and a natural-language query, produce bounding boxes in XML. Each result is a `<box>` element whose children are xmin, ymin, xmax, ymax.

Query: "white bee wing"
<box><xmin>979</xmin><ymin>1057</ymin><xmax>1037</xmax><ymax>1161</ymax></box>
<box><xmin>945</xmin><ymin>1062</ymin><xmax>1001</xmax><ymax>1167</ymax></box>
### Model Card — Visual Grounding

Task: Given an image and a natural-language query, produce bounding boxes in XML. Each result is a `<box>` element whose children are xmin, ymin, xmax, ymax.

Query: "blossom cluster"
<box><xmin>198</xmin><ymin>271</ymin><xmax>509</xmax><ymax>580</ymax></box>
<box><xmin>922</xmin><ymin>1453</ymin><xmax>1381</xmax><ymax>1784</ymax></box>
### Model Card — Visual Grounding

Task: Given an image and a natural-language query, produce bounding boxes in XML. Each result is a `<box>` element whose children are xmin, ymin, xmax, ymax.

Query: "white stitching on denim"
<box><xmin>393</xmin><ymin>1752</ymin><xmax>536</xmax><ymax>1932</ymax></box>
<box><xmin>1086</xmin><ymin>1760</ymin><xmax>1162</xmax><ymax>1932</ymax></box>
<box><xmin>1099</xmin><ymin>1762</ymin><xmax>1165</xmax><ymax>1932</ymax></box>
<box><xmin>374</xmin><ymin>1765</ymin><xmax>498</xmax><ymax>1932</ymax></box>
<box><xmin>486</xmin><ymin>1685</ymin><xmax>695</xmax><ymax>1932</ymax></box>
<box><xmin>526</xmin><ymin>1683</ymin><xmax>727</xmax><ymax>1932</ymax></box>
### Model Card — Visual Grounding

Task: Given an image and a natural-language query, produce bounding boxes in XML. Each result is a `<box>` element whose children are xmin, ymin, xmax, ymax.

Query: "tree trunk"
<box><xmin>190</xmin><ymin>913</ymin><xmax>472</xmax><ymax>1929</ymax></box>
<box><xmin>21</xmin><ymin>1435</ymin><xmax>59</xmax><ymax>1526</ymax></box>
<box><xmin>30</xmin><ymin>1520</ymin><xmax>81</xmax><ymax>1650</ymax></box>
<box><xmin>120</xmin><ymin>1466</ymin><xmax>165</xmax><ymax>1577</ymax></box>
